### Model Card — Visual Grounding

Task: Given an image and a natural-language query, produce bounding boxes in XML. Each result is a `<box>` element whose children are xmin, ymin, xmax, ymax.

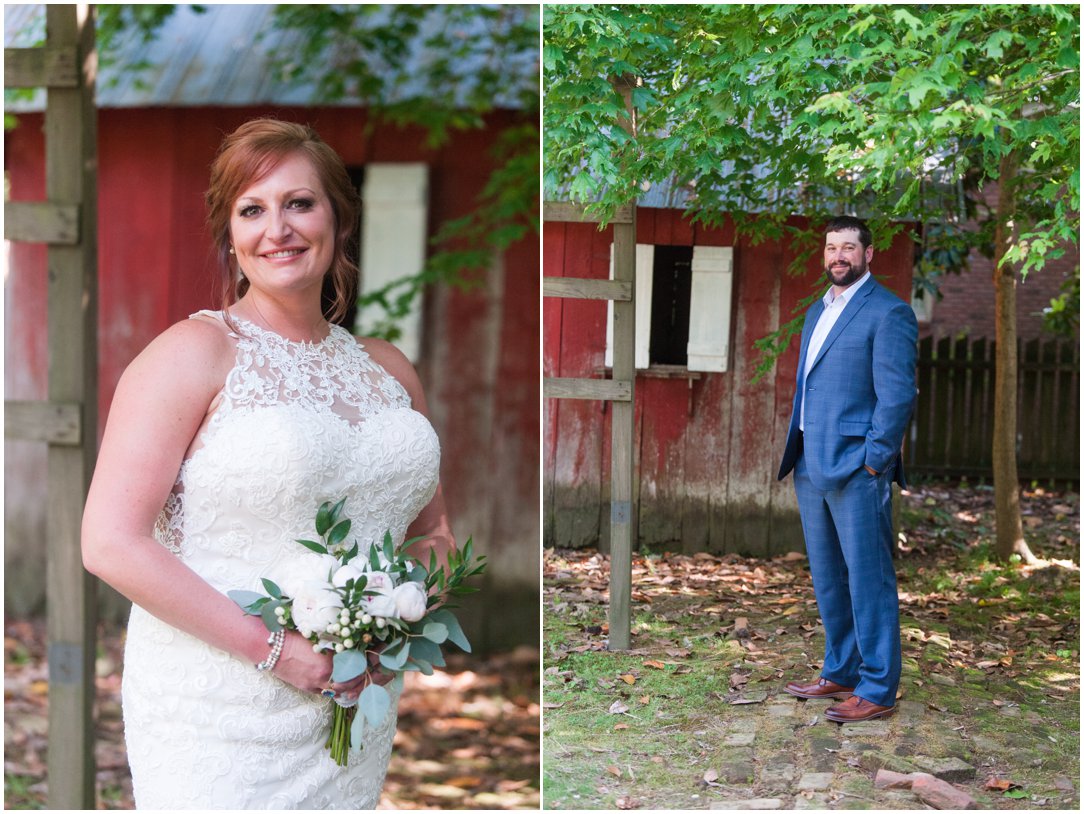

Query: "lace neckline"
<box><xmin>210</xmin><ymin>310</ymin><xmax>342</xmax><ymax>349</ymax></box>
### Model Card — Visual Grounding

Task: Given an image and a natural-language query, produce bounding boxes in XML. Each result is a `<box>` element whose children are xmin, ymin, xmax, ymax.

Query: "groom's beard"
<box><xmin>824</xmin><ymin>257</ymin><xmax>866</xmax><ymax>288</ymax></box>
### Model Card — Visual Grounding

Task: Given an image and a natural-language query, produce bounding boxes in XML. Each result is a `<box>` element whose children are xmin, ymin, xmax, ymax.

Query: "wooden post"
<box><xmin>605</xmin><ymin>73</ymin><xmax>640</xmax><ymax>651</ymax></box>
<box><xmin>608</xmin><ymin>208</ymin><xmax>636</xmax><ymax>650</ymax></box>
<box><xmin>46</xmin><ymin>5</ymin><xmax>98</xmax><ymax>807</ymax></box>
<box><xmin>3</xmin><ymin>5</ymin><xmax>99</xmax><ymax>808</ymax></box>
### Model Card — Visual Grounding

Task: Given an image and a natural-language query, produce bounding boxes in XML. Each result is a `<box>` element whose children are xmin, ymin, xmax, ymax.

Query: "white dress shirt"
<box><xmin>800</xmin><ymin>271</ymin><xmax>871</xmax><ymax>432</ymax></box>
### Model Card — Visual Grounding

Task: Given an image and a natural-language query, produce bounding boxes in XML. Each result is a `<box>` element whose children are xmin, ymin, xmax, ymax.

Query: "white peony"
<box><xmin>362</xmin><ymin>586</ymin><xmax>398</xmax><ymax>619</ymax></box>
<box><xmin>279</xmin><ymin>553</ymin><xmax>338</xmax><ymax>599</ymax></box>
<box><xmin>290</xmin><ymin>580</ymin><xmax>343</xmax><ymax>639</ymax></box>
<box><xmin>393</xmin><ymin>582</ymin><xmax>428</xmax><ymax>623</ymax></box>
<box><xmin>331</xmin><ymin>562</ymin><xmax>365</xmax><ymax>589</ymax></box>
<box><xmin>364</xmin><ymin>571</ymin><xmax>396</xmax><ymax>592</ymax></box>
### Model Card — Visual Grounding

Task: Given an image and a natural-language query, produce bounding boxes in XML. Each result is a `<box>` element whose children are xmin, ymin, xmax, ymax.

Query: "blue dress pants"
<box><xmin>793</xmin><ymin>451</ymin><xmax>901</xmax><ymax>707</ymax></box>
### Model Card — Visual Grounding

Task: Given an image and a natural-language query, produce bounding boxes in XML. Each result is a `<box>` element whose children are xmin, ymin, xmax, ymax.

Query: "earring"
<box><xmin>229</xmin><ymin>246</ymin><xmax>235</xmax><ymax>255</ymax></box>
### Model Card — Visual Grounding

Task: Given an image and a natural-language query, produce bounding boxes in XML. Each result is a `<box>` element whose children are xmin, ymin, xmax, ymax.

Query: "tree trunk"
<box><xmin>991</xmin><ymin>148</ymin><xmax>1038</xmax><ymax>564</ymax></box>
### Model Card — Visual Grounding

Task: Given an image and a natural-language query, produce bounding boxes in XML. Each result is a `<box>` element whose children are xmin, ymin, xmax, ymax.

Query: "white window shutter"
<box><xmin>358</xmin><ymin>163</ymin><xmax>428</xmax><ymax>362</ymax></box>
<box><xmin>687</xmin><ymin>245</ymin><xmax>733</xmax><ymax>372</ymax></box>
<box><xmin>606</xmin><ymin>243</ymin><xmax>654</xmax><ymax>369</ymax></box>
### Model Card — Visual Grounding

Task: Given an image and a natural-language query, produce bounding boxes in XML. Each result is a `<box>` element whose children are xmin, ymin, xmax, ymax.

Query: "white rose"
<box><xmin>290</xmin><ymin>579</ymin><xmax>343</xmax><ymax>639</ymax></box>
<box><xmin>393</xmin><ymin>582</ymin><xmax>428</xmax><ymax>623</ymax></box>
<box><xmin>332</xmin><ymin>563</ymin><xmax>365</xmax><ymax>589</ymax></box>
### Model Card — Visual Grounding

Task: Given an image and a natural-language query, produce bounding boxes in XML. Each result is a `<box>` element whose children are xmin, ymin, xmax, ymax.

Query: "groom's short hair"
<box><xmin>824</xmin><ymin>215</ymin><xmax>872</xmax><ymax>249</ymax></box>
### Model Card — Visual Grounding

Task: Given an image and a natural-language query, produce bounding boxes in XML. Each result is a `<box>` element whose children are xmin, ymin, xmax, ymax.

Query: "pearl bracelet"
<box><xmin>256</xmin><ymin>629</ymin><xmax>285</xmax><ymax>672</ymax></box>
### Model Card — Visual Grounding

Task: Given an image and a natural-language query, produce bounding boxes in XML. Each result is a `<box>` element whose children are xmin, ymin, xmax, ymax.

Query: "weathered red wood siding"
<box><xmin>544</xmin><ymin>209</ymin><xmax>915</xmax><ymax>555</ymax></box>
<box><xmin>5</xmin><ymin>108</ymin><xmax>539</xmax><ymax>646</ymax></box>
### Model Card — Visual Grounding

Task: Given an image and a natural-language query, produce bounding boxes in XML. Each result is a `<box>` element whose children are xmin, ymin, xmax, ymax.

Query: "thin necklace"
<box><xmin>246</xmin><ymin>300</ymin><xmax>329</xmax><ymax>343</ymax></box>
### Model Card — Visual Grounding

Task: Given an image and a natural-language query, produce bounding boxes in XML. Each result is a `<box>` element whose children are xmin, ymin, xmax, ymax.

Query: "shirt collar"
<box><xmin>823</xmin><ymin>270</ymin><xmax>871</xmax><ymax>307</ymax></box>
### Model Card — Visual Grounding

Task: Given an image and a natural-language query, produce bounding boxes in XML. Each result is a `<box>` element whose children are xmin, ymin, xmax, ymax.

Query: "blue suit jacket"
<box><xmin>778</xmin><ymin>277</ymin><xmax>918</xmax><ymax>491</ymax></box>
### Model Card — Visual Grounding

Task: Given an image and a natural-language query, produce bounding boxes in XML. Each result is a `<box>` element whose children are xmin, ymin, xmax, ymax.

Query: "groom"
<box><xmin>777</xmin><ymin>215</ymin><xmax>917</xmax><ymax>723</ymax></box>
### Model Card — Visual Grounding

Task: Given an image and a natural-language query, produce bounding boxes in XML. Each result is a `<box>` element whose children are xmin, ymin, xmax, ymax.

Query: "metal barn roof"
<box><xmin>4</xmin><ymin>4</ymin><xmax>536</xmax><ymax>111</ymax></box>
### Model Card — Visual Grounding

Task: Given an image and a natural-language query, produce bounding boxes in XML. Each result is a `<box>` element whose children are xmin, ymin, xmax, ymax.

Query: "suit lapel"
<box><xmin>807</xmin><ymin>279</ymin><xmax>875</xmax><ymax>375</ymax></box>
<box><xmin>796</xmin><ymin>299</ymin><xmax>824</xmax><ymax>390</ymax></box>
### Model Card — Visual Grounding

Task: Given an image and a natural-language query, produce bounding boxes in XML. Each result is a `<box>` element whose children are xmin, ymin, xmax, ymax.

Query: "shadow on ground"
<box><xmin>543</xmin><ymin>482</ymin><xmax>1079</xmax><ymax>810</ymax></box>
<box><xmin>4</xmin><ymin>621</ymin><xmax>539</xmax><ymax>810</ymax></box>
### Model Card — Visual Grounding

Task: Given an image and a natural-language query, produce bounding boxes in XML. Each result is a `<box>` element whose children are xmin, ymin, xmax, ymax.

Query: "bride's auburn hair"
<box><xmin>206</xmin><ymin>119</ymin><xmax>359</xmax><ymax>327</ymax></box>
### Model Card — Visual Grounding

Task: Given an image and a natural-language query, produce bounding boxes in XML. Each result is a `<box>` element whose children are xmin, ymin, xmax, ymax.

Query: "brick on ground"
<box><xmin>912</xmin><ymin>773</ymin><xmax>980</xmax><ymax>810</ymax></box>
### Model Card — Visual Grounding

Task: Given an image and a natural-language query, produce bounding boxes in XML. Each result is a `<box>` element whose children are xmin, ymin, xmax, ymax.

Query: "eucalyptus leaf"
<box><xmin>379</xmin><ymin>641</ymin><xmax>411</xmax><ymax>671</ymax></box>
<box><xmin>409</xmin><ymin>636</ymin><xmax>446</xmax><ymax>668</ymax></box>
<box><xmin>422</xmin><ymin>622</ymin><xmax>449</xmax><ymax>644</ymax></box>
<box><xmin>358</xmin><ymin>683</ymin><xmax>392</xmax><ymax>728</ymax></box>
<box><xmin>260</xmin><ymin>600</ymin><xmax>284</xmax><ymax>632</ymax></box>
<box><xmin>261</xmin><ymin>578</ymin><xmax>282</xmax><ymax>599</ymax></box>
<box><xmin>227</xmin><ymin>589</ymin><xmax>266</xmax><ymax>613</ymax></box>
<box><xmin>331</xmin><ymin>649</ymin><xmax>368</xmax><ymax>683</ymax></box>
<box><xmin>428</xmin><ymin>608</ymin><xmax>471</xmax><ymax>652</ymax></box>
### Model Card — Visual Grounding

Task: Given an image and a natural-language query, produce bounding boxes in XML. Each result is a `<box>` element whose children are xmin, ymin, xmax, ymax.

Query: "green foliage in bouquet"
<box><xmin>229</xmin><ymin>499</ymin><xmax>486</xmax><ymax>766</ymax></box>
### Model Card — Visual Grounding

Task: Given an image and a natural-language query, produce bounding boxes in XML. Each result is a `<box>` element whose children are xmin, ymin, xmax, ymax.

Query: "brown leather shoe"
<box><xmin>783</xmin><ymin>677</ymin><xmax>855</xmax><ymax>700</ymax></box>
<box><xmin>824</xmin><ymin>694</ymin><xmax>895</xmax><ymax>722</ymax></box>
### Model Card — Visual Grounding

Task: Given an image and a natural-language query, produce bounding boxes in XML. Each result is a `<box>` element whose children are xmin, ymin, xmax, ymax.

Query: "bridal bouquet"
<box><xmin>229</xmin><ymin>499</ymin><xmax>486</xmax><ymax>766</ymax></box>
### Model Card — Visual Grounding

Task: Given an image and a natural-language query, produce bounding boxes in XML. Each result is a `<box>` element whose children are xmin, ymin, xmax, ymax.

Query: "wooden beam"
<box><xmin>4</xmin><ymin>201</ymin><xmax>81</xmax><ymax>245</ymax></box>
<box><xmin>4</xmin><ymin>45</ymin><xmax>79</xmax><ymax>88</ymax></box>
<box><xmin>544</xmin><ymin>377</ymin><xmax>632</xmax><ymax>402</ymax></box>
<box><xmin>4</xmin><ymin>401</ymin><xmax>82</xmax><ymax>445</ymax></box>
<box><xmin>543</xmin><ymin>200</ymin><xmax>634</xmax><ymax>224</ymax></box>
<box><xmin>543</xmin><ymin>277</ymin><xmax>632</xmax><ymax>302</ymax></box>
<box><xmin>43</xmin><ymin>5</ymin><xmax>98</xmax><ymax>809</ymax></box>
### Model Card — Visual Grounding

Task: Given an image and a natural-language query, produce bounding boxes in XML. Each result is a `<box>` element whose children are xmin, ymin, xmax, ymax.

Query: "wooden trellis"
<box><xmin>542</xmin><ymin>201</ymin><xmax>636</xmax><ymax>649</ymax></box>
<box><xmin>4</xmin><ymin>5</ymin><xmax>99</xmax><ymax>808</ymax></box>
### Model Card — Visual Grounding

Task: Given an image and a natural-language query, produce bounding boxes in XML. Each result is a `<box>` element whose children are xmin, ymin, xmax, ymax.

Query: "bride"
<box><xmin>82</xmin><ymin>119</ymin><xmax>454</xmax><ymax>808</ymax></box>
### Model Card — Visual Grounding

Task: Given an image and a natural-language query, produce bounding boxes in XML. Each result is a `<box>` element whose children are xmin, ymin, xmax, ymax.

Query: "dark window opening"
<box><xmin>649</xmin><ymin>245</ymin><xmax>693</xmax><ymax>365</ymax></box>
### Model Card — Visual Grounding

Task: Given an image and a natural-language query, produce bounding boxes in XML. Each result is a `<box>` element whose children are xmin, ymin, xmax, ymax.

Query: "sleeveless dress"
<box><xmin>121</xmin><ymin>311</ymin><xmax>441</xmax><ymax>809</ymax></box>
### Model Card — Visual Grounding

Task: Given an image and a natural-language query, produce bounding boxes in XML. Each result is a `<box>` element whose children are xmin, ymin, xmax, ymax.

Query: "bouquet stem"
<box><xmin>326</xmin><ymin>704</ymin><xmax>355</xmax><ymax>767</ymax></box>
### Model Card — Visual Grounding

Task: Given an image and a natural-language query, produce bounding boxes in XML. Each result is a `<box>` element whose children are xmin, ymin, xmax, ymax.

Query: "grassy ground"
<box><xmin>543</xmin><ymin>481</ymin><xmax>1079</xmax><ymax>810</ymax></box>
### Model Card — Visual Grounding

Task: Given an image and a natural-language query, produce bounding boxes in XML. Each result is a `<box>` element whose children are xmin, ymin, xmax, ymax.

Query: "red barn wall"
<box><xmin>5</xmin><ymin>108</ymin><xmax>539</xmax><ymax>647</ymax></box>
<box><xmin>544</xmin><ymin>209</ymin><xmax>915</xmax><ymax>555</ymax></box>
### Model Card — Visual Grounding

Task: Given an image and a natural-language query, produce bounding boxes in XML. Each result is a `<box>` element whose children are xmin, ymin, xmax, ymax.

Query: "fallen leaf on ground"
<box><xmin>643</xmin><ymin>660</ymin><xmax>666</xmax><ymax>670</ymax></box>
<box><xmin>615</xmin><ymin>796</ymin><xmax>640</xmax><ymax>810</ymax></box>
<box><xmin>608</xmin><ymin>700</ymin><xmax>630</xmax><ymax>715</ymax></box>
<box><xmin>985</xmin><ymin>777</ymin><xmax>1022</xmax><ymax>792</ymax></box>
<box><xmin>729</xmin><ymin>691</ymin><xmax>767</xmax><ymax>705</ymax></box>
<box><xmin>605</xmin><ymin>765</ymin><xmax>622</xmax><ymax>778</ymax></box>
<box><xmin>613</xmin><ymin>723</ymin><xmax>629</xmax><ymax>731</ymax></box>
<box><xmin>620</xmin><ymin>674</ymin><xmax>636</xmax><ymax>685</ymax></box>
<box><xmin>638</xmin><ymin>695</ymin><xmax>650</xmax><ymax>705</ymax></box>
<box><xmin>703</xmin><ymin>769</ymin><xmax>719</xmax><ymax>783</ymax></box>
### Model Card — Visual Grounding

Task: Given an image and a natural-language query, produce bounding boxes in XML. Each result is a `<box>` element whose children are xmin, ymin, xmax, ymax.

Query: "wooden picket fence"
<box><xmin>906</xmin><ymin>336</ymin><xmax>1080</xmax><ymax>484</ymax></box>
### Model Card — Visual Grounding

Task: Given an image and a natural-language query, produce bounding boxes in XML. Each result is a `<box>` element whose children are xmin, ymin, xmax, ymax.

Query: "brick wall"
<box><xmin>923</xmin><ymin>246</ymin><xmax>1078</xmax><ymax>341</ymax></box>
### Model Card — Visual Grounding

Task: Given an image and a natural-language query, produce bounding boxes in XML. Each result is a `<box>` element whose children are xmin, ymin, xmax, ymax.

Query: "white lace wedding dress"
<box><xmin>121</xmin><ymin>311</ymin><xmax>441</xmax><ymax>809</ymax></box>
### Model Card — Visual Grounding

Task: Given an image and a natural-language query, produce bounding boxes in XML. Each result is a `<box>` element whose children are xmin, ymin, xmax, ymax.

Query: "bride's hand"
<box><xmin>271</xmin><ymin>630</ymin><xmax>337</xmax><ymax>694</ymax></box>
<box><xmin>271</xmin><ymin>633</ymin><xmax>394</xmax><ymax>699</ymax></box>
